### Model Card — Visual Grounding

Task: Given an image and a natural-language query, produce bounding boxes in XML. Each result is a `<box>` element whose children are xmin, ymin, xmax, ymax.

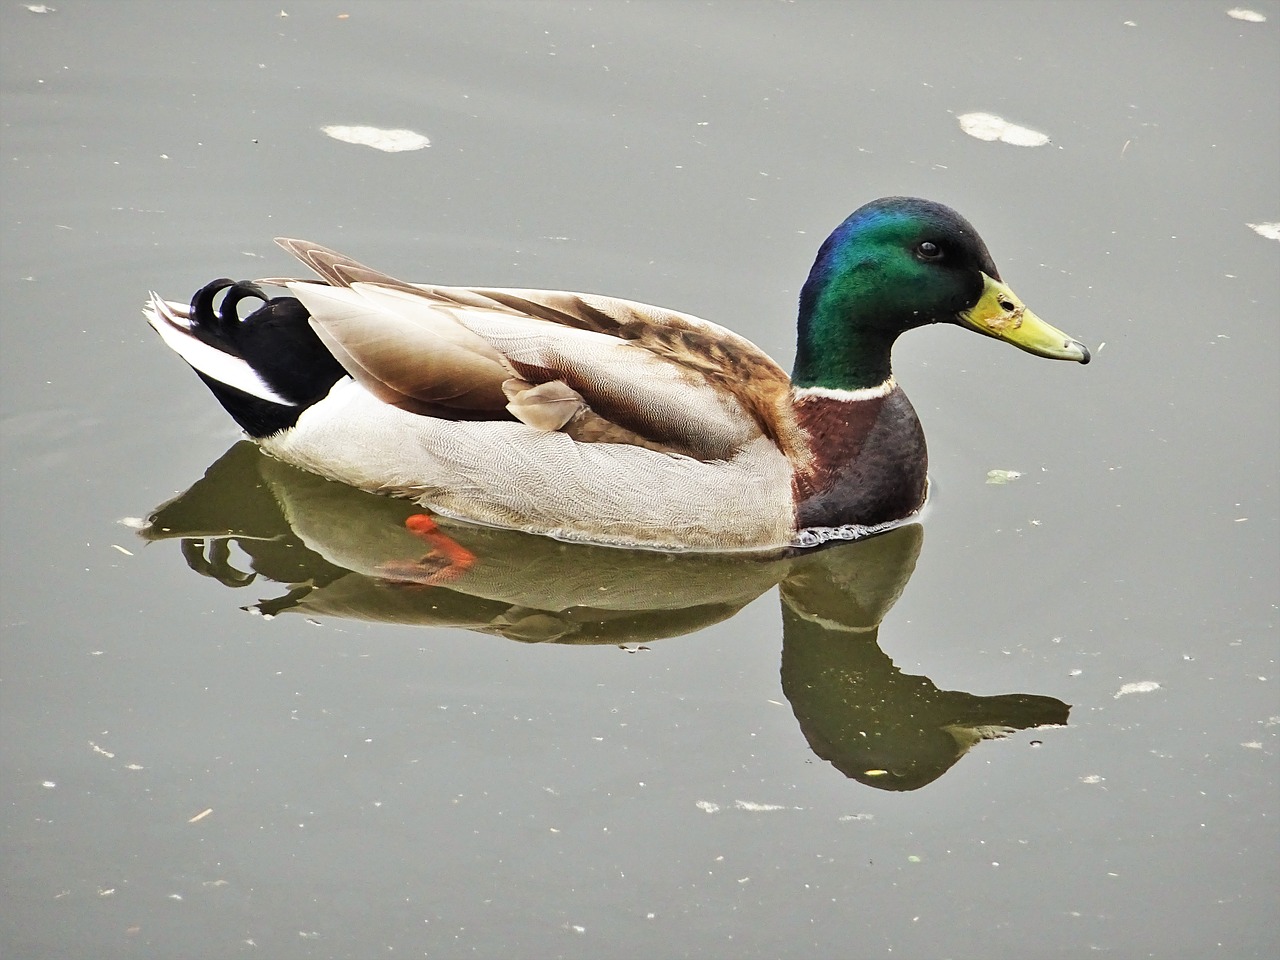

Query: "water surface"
<box><xmin>2</xmin><ymin>2</ymin><xmax>1276</xmax><ymax>958</ymax></box>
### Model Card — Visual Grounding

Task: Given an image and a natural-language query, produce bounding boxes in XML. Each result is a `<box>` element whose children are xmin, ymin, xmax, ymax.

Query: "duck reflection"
<box><xmin>140</xmin><ymin>442</ymin><xmax>1068</xmax><ymax>790</ymax></box>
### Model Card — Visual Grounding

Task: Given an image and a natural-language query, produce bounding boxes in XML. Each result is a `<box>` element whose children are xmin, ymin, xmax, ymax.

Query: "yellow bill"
<box><xmin>960</xmin><ymin>274</ymin><xmax>1090</xmax><ymax>364</ymax></box>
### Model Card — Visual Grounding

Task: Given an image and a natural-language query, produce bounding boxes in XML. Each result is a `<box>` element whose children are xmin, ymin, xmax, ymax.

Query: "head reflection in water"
<box><xmin>781</xmin><ymin>602</ymin><xmax>1069</xmax><ymax>791</ymax></box>
<box><xmin>778</xmin><ymin>526</ymin><xmax>1069</xmax><ymax>790</ymax></box>
<box><xmin>138</xmin><ymin>442</ymin><xmax>1069</xmax><ymax>791</ymax></box>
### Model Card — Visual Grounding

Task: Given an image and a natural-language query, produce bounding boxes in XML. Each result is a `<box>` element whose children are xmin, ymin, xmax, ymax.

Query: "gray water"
<box><xmin>2</xmin><ymin>2</ymin><xmax>1277</xmax><ymax>958</ymax></box>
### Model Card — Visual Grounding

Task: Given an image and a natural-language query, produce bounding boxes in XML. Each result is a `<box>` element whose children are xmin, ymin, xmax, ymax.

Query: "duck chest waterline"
<box><xmin>790</xmin><ymin>381</ymin><xmax>928</xmax><ymax>534</ymax></box>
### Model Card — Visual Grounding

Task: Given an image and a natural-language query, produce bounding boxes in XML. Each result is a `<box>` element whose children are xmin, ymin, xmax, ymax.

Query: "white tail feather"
<box><xmin>143</xmin><ymin>292</ymin><xmax>294</xmax><ymax>405</ymax></box>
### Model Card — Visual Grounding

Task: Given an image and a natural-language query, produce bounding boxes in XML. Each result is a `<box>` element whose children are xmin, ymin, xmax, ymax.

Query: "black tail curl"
<box><xmin>186</xmin><ymin>279</ymin><xmax>347</xmax><ymax>438</ymax></box>
<box><xmin>190</xmin><ymin>278</ymin><xmax>271</xmax><ymax>346</ymax></box>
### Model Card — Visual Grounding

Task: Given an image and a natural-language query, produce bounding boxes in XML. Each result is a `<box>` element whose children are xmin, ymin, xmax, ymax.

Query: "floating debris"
<box><xmin>321</xmin><ymin>125</ymin><xmax>430</xmax><ymax>153</ymax></box>
<box><xmin>1246</xmin><ymin>222</ymin><xmax>1280</xmax><ymax>241</ymax></box>
<box><xmin>188</xmin><ymin>808</ymin><xmax>213</xmax><ymax>824</ymax></box>
<box><xmin>696</xmin><ymin>799</ymin><xmax>802</xmax><ymax>813</ymax></box>
<box><xmin>1114</xmin><ymin>681</ymin><xmax>1161</xmax><ymax>698</ymax></box>
<box><xmin>957</xmin><ymin>112</ymin><xmax>1050</xmax><ymax>147</ymax></box>
<box><xmin>1227</xmin><ymin>8</ymin><xmax>1267</xmax><ymax>22</ymax></box>
<box><xmin>986</xmin><ymin>469</ymin><xmax>1024</xmax><ymax>485</ymax></box>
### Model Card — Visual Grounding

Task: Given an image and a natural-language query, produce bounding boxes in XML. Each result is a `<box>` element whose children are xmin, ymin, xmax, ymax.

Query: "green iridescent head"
<box><xmin>793</xmin><ymin>197</ymin><xmax>1089</xmax><ymax>390</ymax></box>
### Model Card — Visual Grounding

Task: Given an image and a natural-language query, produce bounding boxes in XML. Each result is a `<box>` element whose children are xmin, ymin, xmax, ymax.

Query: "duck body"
<box><xmin>145</xmin><ymin>197</ymin><xmax>1088</xmax><ymax>552</ymax></box>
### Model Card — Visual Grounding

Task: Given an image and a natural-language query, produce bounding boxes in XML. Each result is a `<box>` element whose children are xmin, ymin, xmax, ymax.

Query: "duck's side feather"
<box><xmin>260</xmin><ymin>378</ymin><xmax>798</xmax><ymax>551</ymax></box>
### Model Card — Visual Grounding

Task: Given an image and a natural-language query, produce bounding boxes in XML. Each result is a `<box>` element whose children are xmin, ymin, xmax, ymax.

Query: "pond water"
<box><xmin>2</xmin><ymin>2</ymin><xmax>1276</xmax><ymax>958</ymax></box>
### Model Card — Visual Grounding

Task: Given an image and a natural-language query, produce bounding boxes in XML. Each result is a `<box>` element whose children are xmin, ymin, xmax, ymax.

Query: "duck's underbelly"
<box><xmin>261</xmin><ymin>379</ymin><xmax>796</xmax><ymax>552</ymax></box>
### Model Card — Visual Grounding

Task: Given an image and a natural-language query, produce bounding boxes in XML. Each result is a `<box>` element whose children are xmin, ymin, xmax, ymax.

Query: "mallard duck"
<box><xmin>145</xmin><ymin>196</ymin><xmax>1089</xmax><ymax>552</ymax></box>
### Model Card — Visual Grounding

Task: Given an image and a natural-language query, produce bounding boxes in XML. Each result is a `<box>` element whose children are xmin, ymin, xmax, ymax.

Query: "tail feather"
<box><xmin>145</xmin><ymin>280</ymin><xmax>347</xmax><ymax>438</ymax></box>
<box><xmin>145</xmin><ymin>290</ymin><xmax>292</xmax><ymax>405</ymax></box>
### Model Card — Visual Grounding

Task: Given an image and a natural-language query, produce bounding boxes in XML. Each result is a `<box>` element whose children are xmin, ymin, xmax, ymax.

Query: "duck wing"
<box><xmin>270</xmin><ymin>239</ymin><xmax>807</xmax><ymax>464</ymax></box>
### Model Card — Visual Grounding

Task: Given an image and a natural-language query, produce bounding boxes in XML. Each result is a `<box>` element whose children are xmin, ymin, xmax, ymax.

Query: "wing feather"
<box><xmin>272</xmin><ymin>239</ymin><xmax>807</xmax><ymax>464</ymax></box>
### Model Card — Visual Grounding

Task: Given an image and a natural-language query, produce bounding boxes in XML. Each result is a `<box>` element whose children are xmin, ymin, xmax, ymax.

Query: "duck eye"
<box><xmin>916</xmin><ymin>241</ymin><xmax>943</xmax><ymax>261</ymax></box>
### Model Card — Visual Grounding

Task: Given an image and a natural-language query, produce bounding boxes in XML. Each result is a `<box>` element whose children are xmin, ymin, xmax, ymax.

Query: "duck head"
<box><xmin>793</xmin><ymin>196</ymin><xmax>1090</xmax><ymax>391</ymax></box>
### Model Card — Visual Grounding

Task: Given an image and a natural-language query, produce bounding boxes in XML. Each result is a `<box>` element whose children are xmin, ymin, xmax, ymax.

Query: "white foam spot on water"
<box><xmin>1114</xmin><ymin>680</ymin><xmax>1161</xmax><ymax>698</ymax></box>
<box><xmin>321</xmin><ymin>125</ymin><xmax>431</xmax><ymax>152</ymax></box>
<box><xmin>1246</xmin><ymin>222</ymin><xmax>1280</xmax><ymax>241</ymax></box>
<box><xmin>958</xmin><ymin>112</ymin><xmax>1050</xmax><ymax>147</ymax></box>
<box><xmin>698</xmin><ymin>799</ymin><xmax>801</xmax><ymax>813</ymax></box>
<box><xmin>1226</xmin><ymin>8</ymin><xmax>1267</xmax><ymax>22</ymax></box>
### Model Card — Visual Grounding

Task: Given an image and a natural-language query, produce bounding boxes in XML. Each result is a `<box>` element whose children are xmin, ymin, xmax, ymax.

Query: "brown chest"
<box><xmin>791</xmin><ymin>388</ymin><xmax>928</xmax><ymax>530</ymax></box>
